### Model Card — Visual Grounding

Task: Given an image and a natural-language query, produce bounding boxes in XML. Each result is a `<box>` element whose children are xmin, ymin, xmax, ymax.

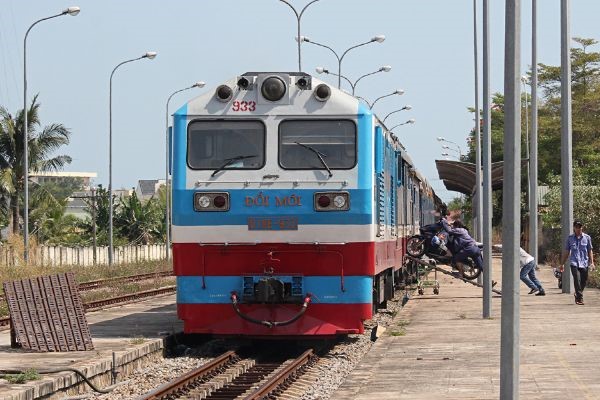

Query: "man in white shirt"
<box><xmin>493</xmin><ymin>244</ymin><xmax>545</xmax><ymax>296</ymax></box>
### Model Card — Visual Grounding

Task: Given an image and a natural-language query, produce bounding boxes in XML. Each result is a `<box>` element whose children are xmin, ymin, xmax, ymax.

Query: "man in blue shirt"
<box><xmin>561</xmin><ymin>220</ymin><xmax>595</xmax><ymax>305</ymax></box>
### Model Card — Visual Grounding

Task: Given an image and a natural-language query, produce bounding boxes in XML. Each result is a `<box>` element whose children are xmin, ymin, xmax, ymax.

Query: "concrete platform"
<box><xmin>331</xmin><ymin>259</ymin><xmax>600</xmax><ymax>400</ymax></box>
<box><xmin>0</xmin><ymin>294</ymin><xmax>181</xmax><ymax>400</ymax></box>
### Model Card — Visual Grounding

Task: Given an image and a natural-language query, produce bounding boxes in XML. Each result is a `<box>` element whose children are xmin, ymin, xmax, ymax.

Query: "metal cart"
<box><xmin>406</xmin><ymin>255</ymin><xmax>440</xmax><ymax>295</ymax></box>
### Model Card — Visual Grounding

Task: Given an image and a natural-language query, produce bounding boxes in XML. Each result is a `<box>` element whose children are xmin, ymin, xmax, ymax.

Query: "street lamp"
<box><xmin>357</xmin><ymin>89</ymin><xmax>404</xmax><ymax>109</ymax></box>
<box><xmin>436</xmin><ymin>136</ymin><xmax>463</xmax><ymax>159</ymax></box>
<box><xmin>278</xmin><ymin>0</ymin><xmax>321</xmax><ymax>72</ymax></box>
<box><xmin>315</xmin><ymin>65</ymin><xmax>391</xmax><ymax>95</ymax></box>
<box><xmin>165</xmin><ymin>81</ymin><xmax>205</xmax><ymax>261</ymax></box>
<box><xmin>389</xmin><ymin>119</ymin><xmax>416</xmax><ymax>133</ymax></box>
<box><xmin>299</xmin><ymin>34</ymin><xmax>385</xmax><ymax>88</ymax></box>
<box><xmin>442</xmin><ymin>145</ymin><xmax>462</xmax><ymax>159</ymax></box>
<box><xmin>109</xmin><ymin>51</ymin><xmax>157</xmax><ymax>266</ymax></box>
<box><xmin>382</xmin><ymin>105</ymin><xmax>412</xmax><ymax>123</ymax></box>
<box><xmin>23</xmin><ymin>6</ymin><xmax>80</xmax><ymax>264</ymax></box>
<box><xmin>441</xmin><ymin>152</ymin><xmax>460</xmax><ymax>160</ymax></box>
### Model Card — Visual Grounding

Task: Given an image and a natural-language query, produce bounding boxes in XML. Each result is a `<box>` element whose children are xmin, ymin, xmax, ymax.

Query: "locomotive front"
<box><xmin>172</xmin><ymin>72</ymin><xmax>376</xmax><ymax>336</ymax></box>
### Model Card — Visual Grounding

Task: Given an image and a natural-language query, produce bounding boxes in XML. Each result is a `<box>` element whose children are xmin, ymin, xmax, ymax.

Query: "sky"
<box><xmin>1</xmin><ymin>0</ymin><xmax>599</xmax><ymax>202</ymax></box>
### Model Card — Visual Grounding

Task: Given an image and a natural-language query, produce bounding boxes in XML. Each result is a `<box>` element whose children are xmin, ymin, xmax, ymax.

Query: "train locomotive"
<box><xmin>171</xmin><ymin>72</ymin><xmax>441</xmax><ymax>336</ymax></box>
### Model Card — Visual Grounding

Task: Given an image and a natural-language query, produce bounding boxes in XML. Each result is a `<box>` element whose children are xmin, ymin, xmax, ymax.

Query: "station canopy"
<box><xmin>435</xmin><ymin>160</ymin><xmax>505</xmax><ymax>196</ymax></box>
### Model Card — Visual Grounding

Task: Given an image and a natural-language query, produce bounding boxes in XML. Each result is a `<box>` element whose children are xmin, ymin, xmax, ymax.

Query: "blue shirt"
<box><xmin>565</xmin><ymin>233</ymin><xmax>593</xmax><ymax>268</ymax></box>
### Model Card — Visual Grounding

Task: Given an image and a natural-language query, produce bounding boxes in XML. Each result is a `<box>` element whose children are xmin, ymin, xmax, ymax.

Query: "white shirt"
<box><xmin>492</xmin><ymin>245</ymin><xmax>535</xmax><ymax>267</ymax></box>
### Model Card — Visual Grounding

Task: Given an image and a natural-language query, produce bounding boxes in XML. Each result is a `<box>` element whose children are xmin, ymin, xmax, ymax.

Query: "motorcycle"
<box><xmin>406</xmin><ymin>221</ymin><xmax>483</xmax><ymax>280</ymax></box>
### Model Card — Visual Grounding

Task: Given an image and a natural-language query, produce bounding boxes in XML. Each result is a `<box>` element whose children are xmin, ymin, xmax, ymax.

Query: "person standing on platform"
<box><xmin>561</xmin><ymin>220</ymin><xmax>595</xmax><ymax>305</ymax></box>
<box><xmin>493</xmin><ymin>244</ymin><xmax>545</xmax><ymax>296</ymax></box>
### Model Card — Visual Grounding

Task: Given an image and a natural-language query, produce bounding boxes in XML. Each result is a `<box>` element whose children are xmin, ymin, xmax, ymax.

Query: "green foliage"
<box><xmin>1</xmin><ymin>369</ymin><xmax>41</xmax><ymax>384</ymax></box>
<box><xmin>0</xmin><ymin>95</ymin><xmax>72</xmax><ymax>234</ymax></box>
<box><xmin>541</xmin><ymin>179</ymin><xmax>600</xmax><ymax>247</ymax></box>
<box><xmin>114</xmin><ymin>191</ymin><xmax>164</xmax><ymax>245</ymax></box>
<box><xmin>537</xmin><ymin>38</ymin><xmax>600</xmax><ymax>185</ymax></box>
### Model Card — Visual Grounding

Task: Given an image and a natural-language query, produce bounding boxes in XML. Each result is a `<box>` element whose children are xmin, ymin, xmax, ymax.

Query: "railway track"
<box><xmin>137</xmin><ymin>349</ymin><xmax>317</xmax><ymax>400</ymax></box>
<box><xmin>0</xmin><ymin>285</ymin><xmax>176</xmax><ymax>329</ymax></box>
<box><xmin>0</xmin><ymin>270</ymin><xmax>172</xmax><ymax>303</ymax></box>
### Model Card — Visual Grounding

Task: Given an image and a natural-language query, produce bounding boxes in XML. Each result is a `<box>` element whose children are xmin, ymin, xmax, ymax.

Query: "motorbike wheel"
<box><xmin>460</xmin><ymin>258</ymin><xmax>482</xmax><ymax>280</ymax></box>
<box><xmin>558</xmin><ymin>279</ymin><xmax>562</xmax><ymax>289</ymax></box>
<box><xmin>406</xmin><ymin>236</ymin><xmax>426</xmax><ymax>257</ymax></box>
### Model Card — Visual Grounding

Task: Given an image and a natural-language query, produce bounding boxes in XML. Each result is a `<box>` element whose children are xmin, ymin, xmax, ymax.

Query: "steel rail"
<box><xmin>83</xmin><ymin>286</ymin><xmax>176</xmax><ymax>311</ymax></box>
<box><xmin>0</xmin><ymin>286</ymin><xmax>177</xmax><ymax>329</ymax></box>
<box><xmin>136</xmin><ymin>351</ymin><xmax>238</xmax><ymax>400</ymax></box>
<box><xmin>77</xmin><ymin>271</ymin><xmax>173</xmax><ymax>291</ymax></box>
<box><xmin>0</xmin><ymin>271</ymin><xmax>173</xmax><ymax>302</ymax></box>
<box><xmin>242</xmin><ymin>349</ymin><xmax>316</xmax><ymax>400</ymax></box>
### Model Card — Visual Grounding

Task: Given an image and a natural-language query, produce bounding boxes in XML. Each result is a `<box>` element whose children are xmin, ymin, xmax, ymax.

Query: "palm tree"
<box><xmin>115</xmin><ymin>191</ymin><xmax>163</xmax><ymax>245</ymax></box>
<box><xmin>0</xmin><ymin>94</ymin><xmax>72</xmax><ymax>234</ymax></box>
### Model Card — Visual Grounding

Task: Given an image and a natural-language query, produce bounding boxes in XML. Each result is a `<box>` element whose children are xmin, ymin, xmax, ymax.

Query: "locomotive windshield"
<box><xmin>187</xmin><ymin>120</ymin><xmax>265</xmax><ymax>170</ymax></box>
<box><xmin>278</xmin><ymin>120</ymin><xmax>356</xmax><ymax>170</ymax></box>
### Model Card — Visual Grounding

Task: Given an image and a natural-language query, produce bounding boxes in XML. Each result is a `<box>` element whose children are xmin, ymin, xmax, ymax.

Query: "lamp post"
<box><xmin>441</xmin><ymin>152</ymin><xmax>460</xmax><ymax>160</ymax></box>
<box><xmin>23</xmin><ymin>6</ymin><xmax>81</xmax><ymax>264</ymax></box>
<box><xmin>109</xmin><ymin>51</ymin><xmax>157</xmax><ymax>266</ymax></box>
<box><xmin>299</xmin><ymin>35</ymin><xmax>385</xmax><ymax>88</ymax></box>
<box><xmin>277</xmin><ymin>0</ymin><xmax>321</xmax><ymax>72</ymax></box>
<box><xmin>436</xmin><ymin>137</ymin><xmax>463</xmax><ymax>159</ymax></box>
<box><xmin>389</xmin><ymin>119</ymin><xmax>416</xmax><ymax>131</ymax></box>
<box><xmin>521</xmin><ymin>75</ymin><xmax>531</xmax><ymax>223</ymax></box>
<box><xmin>315</xmin><ymin>65</ymin><xmax>391</xmax><ymax>95</ymax></box>
<box><xmin>165</xmin><ymin>82</ymin><xmax>205</xmax><ymax>261</ymax></box>
<box><xmin>357</xmin><ymin>89</ymin><xmax>404</xmax><ymax>109</ymax></box>
<box><xmin>441</xmin><ymin>145</ymin><xmax>461</xmax><ymax>159</ymax></box>
<box><xmin>382</xmin><ymin>105</ymin><xmax>412</xmax><ymax>123</ymax></box>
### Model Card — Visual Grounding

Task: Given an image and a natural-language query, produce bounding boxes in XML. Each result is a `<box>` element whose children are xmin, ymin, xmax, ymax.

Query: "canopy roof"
<box><xmin>435</xmin><ymin>160</ymin><xmax>506</xmax><ymax>195</ymax></box>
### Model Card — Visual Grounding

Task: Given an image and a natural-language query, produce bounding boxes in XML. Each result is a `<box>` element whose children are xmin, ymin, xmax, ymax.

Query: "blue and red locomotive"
<box><xmin>171</xmin><ymin>72</ymin><xmax>440</xmax><ymax>336</ymax></box>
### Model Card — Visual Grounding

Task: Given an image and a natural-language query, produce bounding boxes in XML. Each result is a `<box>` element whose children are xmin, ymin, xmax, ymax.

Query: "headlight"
<box><xmin>198</xmin><ymin>195</ymin><xmax>211</xmax><ymax>208</ymax></box>
<box><xmin>194</xmin><ymin>192</ymin><xmax>230</xmax><ymax>212</ymax></box>
<box><xmin>333</xmin><ymin>195</ymin><xmax>346</xmax><ymax>208</ymax></box>
<box><xmin>314</xmin><ymin>192</ymin><xmax>349</xmax><ymax>211</ymax></box>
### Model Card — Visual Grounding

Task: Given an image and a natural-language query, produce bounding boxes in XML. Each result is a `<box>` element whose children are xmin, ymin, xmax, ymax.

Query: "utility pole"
<box><xmin>72</xmin><ymin>189</ymin><xmax>103</xmax><ymax>265</ymax></box>
<box><xmin>500</xmin><ymin>0</ymin><xmax>521</xmax><ymax>397</ymax></box>
<box><xmin>91</xmin><ymin>188</ymin><xmax>97</xmax><ymax>265</ymax></box>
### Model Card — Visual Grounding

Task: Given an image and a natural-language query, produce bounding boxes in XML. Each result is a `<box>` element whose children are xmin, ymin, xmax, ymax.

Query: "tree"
<box><xmin>114</xmin><ymin>191</ymin><xmax>163</xmax><ymax>245</ymax></box>
<box><xmin>538</xmin><ymin>37</ymin><xmax>600</xmax><ymax>185</ymax></box>
<box><xmin>0</xmin><ymin>95</ymin><xmax>72</xmax><ymax>234</ymax></box>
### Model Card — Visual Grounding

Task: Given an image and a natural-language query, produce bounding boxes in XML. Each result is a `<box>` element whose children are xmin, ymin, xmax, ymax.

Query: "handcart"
<box><xmin>406</xmin><ymin>255</ymin><xmax>440</xmax><ymax>295</ymax></box>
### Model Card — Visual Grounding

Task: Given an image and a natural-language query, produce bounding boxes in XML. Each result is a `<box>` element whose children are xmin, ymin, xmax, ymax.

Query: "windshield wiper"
<box><xmin>294</xmin><ymin>141</ymin><xmax>332</xmax><ymax>177</ymax></box>
<box><xmin>211</xmin><ymin>154</ymin><xmax>257</xmax><ymax>177</ymax></box>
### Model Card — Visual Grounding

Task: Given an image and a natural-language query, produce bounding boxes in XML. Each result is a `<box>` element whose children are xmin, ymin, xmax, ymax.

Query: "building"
<box><xmin>135</xmin><ymin>179</ymin><xmax>165</xmax><ymax>201</ymax></box>
<box><xmin>30</xmin><ymin>171</ymin><xmax>97</xmax><ymax>190</ymax></box>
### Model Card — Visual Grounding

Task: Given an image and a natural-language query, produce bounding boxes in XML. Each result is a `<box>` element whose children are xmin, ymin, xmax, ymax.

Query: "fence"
<box><xmin>0</xmin><ymin>244</ymin><xmax>168</xmax><ymax>267</ymax></box>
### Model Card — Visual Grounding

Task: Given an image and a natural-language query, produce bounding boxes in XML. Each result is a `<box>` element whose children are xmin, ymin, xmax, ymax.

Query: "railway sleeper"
<box><xmin>184</xmin><ymin>359</ymin><xmax>255</xmax><ymax>399</ymax></box>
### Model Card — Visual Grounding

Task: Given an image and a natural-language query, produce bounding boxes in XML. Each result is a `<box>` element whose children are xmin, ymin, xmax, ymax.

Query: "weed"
<box><xmin>458</xmin><ymin>313</ymin><xmax>467</xmax><ymax>319</ymax></box>
<box><xmin>1</xmin><ymin>369</ymin><xmax>40</xmax><ymax>384</ymax></box>
<box><xmin>397</xmin><ymin>319</ymin><xmax>410</xmax><ymax>327</ymax></box>
<box><xmin>130</xmin><ymin>336</ymin><xmax>146</xmax><ymax>345</ymax></box>
<box><xmin>389</xmin><ymin>329</ymin><xmax>406</xmax><ymax>336</ymax></box>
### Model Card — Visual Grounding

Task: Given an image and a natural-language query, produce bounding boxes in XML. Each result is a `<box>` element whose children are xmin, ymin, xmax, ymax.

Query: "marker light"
<box><xmin>215</xmin><ymin>85</ymin><xmax>233</xmax><ymax>102</ymax></box>
<box><xmin>313</xmin><ymin>84</ymin><xmax>331</xmax><ymax>102</ymax></box>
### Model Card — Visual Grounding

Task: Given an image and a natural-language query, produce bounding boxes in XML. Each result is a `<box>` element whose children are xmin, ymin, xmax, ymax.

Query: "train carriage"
<box><xmin>171</xmin><ymin>72</ymin><xmax>438</xmax><ymax>336</ymax></box>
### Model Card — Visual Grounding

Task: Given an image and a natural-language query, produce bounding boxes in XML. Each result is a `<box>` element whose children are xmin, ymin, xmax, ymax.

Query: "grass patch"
<box><xmin>1</xmin><ymin>260</ymin><xmax>173</xmax><ymax>319</ymax></box>
<box><xmin>396</xmin><ymin>319</ymin><xmax>410</xmax><ymax>327</ymax></box>
<box><xmin>389</xmin><ymin>328</ymin><xmax>406</xmax><ymax>336</ymax></box>
<box><xmin>1</xmin><ymin>369</ymin><xmax>40</xmax><ymax>384</ymax></box>
<box><xmin>130</xmin><ymin>336</ymin><xmax>146</xmax><ymax>345</ymax></box>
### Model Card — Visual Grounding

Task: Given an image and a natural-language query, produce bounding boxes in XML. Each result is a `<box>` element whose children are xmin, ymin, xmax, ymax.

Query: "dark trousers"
<box><xmin>454</xmin><ymin>245</ymin><xmax>483</xmax><ymax>270</ymax></box>
<box><xmin>570</xmin><ymin>266</ymin><xmax>589</xmax><ymax>301</ymax></box>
